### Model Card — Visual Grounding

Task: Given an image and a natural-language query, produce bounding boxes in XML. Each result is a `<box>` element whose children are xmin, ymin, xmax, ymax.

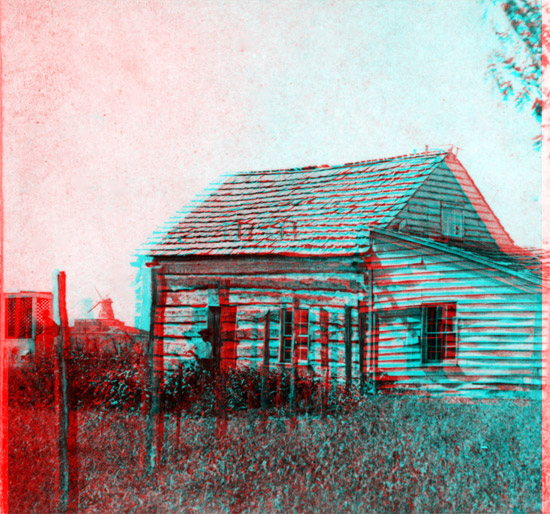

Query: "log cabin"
<box><xmin>142</xmin><ymin>148</ymin><xmax>544</xmax><ymax>398</ymax></box>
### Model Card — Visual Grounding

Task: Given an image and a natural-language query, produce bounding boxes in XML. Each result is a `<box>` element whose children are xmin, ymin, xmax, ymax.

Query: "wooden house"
<box><xmin>143</xmin><ymin>148</ymin><xmax>544</xmax><ymax>398</ymax></box>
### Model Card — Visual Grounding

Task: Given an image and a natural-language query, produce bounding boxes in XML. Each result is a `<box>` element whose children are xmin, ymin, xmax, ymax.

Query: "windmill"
<box><xmin>88</xmin><ymin>288</ymin><xmax>115</xmax><ymax>320</ymax></box>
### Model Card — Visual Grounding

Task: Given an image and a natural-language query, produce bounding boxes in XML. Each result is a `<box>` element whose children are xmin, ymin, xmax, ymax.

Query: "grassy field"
<box><xmin>9</xmin><ymin>396</ymin><xmax>542</xmax><ymax>514</ymax></box>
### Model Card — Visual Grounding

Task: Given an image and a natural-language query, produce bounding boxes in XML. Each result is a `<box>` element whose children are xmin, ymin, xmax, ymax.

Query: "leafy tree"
<box><xmin>484</xmin><ymin>0</ymin><xmax>542</xmax><ymax>147</ymax></box>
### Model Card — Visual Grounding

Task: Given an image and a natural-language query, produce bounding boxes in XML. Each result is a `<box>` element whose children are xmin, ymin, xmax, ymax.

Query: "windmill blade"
<box><xmin>95</xmin><ymin>287</ymin><xmax>104</xmax><ymax>300</ymax></box>
<box><xmin>87</xmin><ymin>301</ymin><xmax>102</xmax><ymax>313</ymax></box>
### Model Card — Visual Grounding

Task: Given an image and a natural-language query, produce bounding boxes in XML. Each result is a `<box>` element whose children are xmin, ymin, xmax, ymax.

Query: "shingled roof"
<box><xmin>148</xmin><ymin>150</ymin><xmax>452</xmax><ymax>257</ymax></box>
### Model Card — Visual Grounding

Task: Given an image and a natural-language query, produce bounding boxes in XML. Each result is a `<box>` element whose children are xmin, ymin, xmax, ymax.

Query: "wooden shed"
<box><xmin>143</xmin><ymin>148</ymin><xmax>544</xmax><ymax>398</ymax></box>
<box><xmin>5</xmin><ymin>291</ymin><xmax>55</xmax><ymax>364</ymax></box>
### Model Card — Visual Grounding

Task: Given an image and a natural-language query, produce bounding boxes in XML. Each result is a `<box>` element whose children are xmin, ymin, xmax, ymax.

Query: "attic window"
<box><xmin>441</xmin><ymin>205</ymin><xmax>464</xmax><ymax>239</ymax></box>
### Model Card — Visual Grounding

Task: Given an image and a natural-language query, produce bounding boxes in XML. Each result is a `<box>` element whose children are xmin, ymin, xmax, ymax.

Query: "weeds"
<box><xmin>9</xmin><ymin>398</ymin><xmax>541</xmax><ymax>513</ymax></box>
<box><xmin>8</xmin><ymin>358</ymin><xmax>542</xmax><ymax>513</ymax></box>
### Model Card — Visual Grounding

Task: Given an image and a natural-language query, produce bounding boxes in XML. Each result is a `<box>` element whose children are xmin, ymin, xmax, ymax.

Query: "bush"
<box><xmin>7</xmin><ymin>354</ymin><xmax>415</xmax><ymax>417</ymax></box>
<box><xmin>8</xmin><ymin>350</ymin><xmax>144</xmax><ymax>412</ymax></box>
<box><xmin>8</xmin><ymin>355</ymin><xmax>55</xmax><ymax>409</ymax></box>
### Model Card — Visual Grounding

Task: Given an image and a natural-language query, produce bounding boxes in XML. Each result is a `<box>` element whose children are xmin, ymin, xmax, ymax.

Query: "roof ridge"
<box><xmin>220</xmin><ymin>149</ymin><xmax>448</xmax><ymax>177</ymax></box>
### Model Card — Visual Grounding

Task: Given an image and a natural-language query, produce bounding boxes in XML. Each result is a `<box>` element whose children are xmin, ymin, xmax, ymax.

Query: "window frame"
<box><xmin>441</xmin><ymin>204</ymin><xmax>465</xmax><ymax>240</ymax></box>
<box><xmin>279</xmin><ymin>307</ymin><xmax>294</xmax><ymax>364</ymax></box>
<box><xmin>420</xmin><ymin>302</ymin><xmax>458</xmax><ymax>365</ymax></box>
<box><xmin>6</xmin><ymin>297</ymin><xmax>17</xmax><ymax>339</ymax></box>
<box><xmin>279</xmin><ymin>307</ymin><xmax>310</xmax><ymax>365</ymax></box>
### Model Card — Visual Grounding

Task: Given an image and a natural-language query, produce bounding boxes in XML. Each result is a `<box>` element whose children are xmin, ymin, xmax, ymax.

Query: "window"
<box><xmin>421</xmin><ymin>304</ymin><xmax>457</xmax><ymax>364</ymax></box>
<box><xmin>5</xmin><ymin>297</ymin><xmax>33</xmax><ymax>340</ymax></box>
<box><xmin>6</xmin><ymin>298</ymin><xmax>16</xmax><ymax>339</ymax></box>
<box><xmin>280</xmin><ymin>309</ymin><xmax>293</xmax><ymax>363</ymax></box>
<box><xmin>35</xmin><ymin>298</ymin><xmax>51</xmax><ymax>336</ymax></box>
<box><xmin>19</xmin><ymin>297</ymin><xmax>33</xmax><ymax>339</ymax></box>
<box><xmin>280</xmin><ymin>308</ymin><xmax>309</xmax><ymax>364</ymax></box>
<box><xmin>320</xmin><ymin>309</ymin><xmax>329</xmax><ymax>369</ymax></box>
<box><xmin>441</xmin><ymin>206</ymin><xmax>464</xmax><ymax>239</ymax></box>
<box><xmin>294</xmin><ymin>309</ymin><xmax>309</xmax><ymax>364</ymax></box>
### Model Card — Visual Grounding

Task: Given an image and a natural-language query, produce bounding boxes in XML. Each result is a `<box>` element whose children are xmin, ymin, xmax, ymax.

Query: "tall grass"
<box><xmin>8</xmin><ymin>356</ymin><xmax>543</xmax><ymax>513</ymax></box>
<box><xmin>9</xmin><ymin>397</ymin><xmax>541</xmax><ymax>513</ymax></box>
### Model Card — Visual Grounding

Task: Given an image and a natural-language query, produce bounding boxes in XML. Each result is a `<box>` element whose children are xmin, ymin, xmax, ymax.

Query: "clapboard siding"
<box><xmin>442</xmin><ymin>153</ymin><xmax>515</xmax><ymax>249</ymax></box>
<box><xmin>390</xmin><ymin>161</ymin><xmax>503</xmax><ymax>250</ymax></box>
<box><xmin>370</xmin><ymin>233</ymin><xmax>542</xmax><ymax>395</ymax></box>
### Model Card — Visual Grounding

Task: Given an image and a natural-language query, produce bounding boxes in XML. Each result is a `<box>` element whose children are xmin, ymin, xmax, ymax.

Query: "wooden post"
<box><xmin>260</xmin><ymin>311</ymin><xmax>270</xmax><ymax>410</ymax></box>
<box><xmin>289</xmin><ymin>365</ymin><xmax>296</xmax><ymax>412</ymax></box>
<box><xmin>275</xmin><ymin>309</ymin><xmax>283</xmax><ymax>409</ymax></box>
<box><xmin>142</xmin><ymin>266</ymin><xmax>158</xmax><ymax>481</ymax></box>
<box><xmin>289</xmin><ymin>311</ymin><xmax>297</xmax><ymax>413</ymax></box>
<box><xmin>367</xmin><ymin>265</ymin><xmax>375</xmax><ymax>392</ymax></box>
<box><xmin>358</xmin><ymin>309</ymin><xmax>366</xmax><ymax>395</ymax></box>
<box><xmin>275</xmin><ymin>369</ymin><xmax>282</xmax><ymax>409</ymax></box>
<box><xmin>320</xmin><ymin>309</ymin><xmax>329</xmax><ymax>414</ymax></box>
<box><xmin>55</xmin><ymin>272</ymin><xmax>71</xmax><ymax>513</ymax></box>
<box><xmin>174</xmin><ymin>364</ymin><xmax>183</xmax><ymax>459</ymax></box>
<box><xmin>344</xmin><ymin>307</ymin><xmax>352</xmax><ymax>392</ymax></box>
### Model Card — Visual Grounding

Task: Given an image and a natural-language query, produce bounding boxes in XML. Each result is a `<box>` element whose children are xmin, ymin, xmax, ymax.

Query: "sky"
<box><xmin>3</xmin><ymin>0</ymin><xmax>542</xmax><ymax>326</ymax></box>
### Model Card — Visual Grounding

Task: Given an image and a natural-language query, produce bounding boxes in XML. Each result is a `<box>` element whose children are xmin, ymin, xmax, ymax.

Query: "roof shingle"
<box><xmin>148</xmin><ymin>151</ymin><xmax>448</xmax><ymax>257</ymax></box>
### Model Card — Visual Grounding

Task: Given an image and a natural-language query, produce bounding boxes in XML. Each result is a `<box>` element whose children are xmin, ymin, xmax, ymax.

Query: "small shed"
<box><xmin>5</xmin><ymin>291</ymin><xmax>55</xmax><ymax>363</ymax></box>
<box><xmin>143</xmin><ymin>148</ymin><xmax>544</xmax><ymax>398</ymax></box>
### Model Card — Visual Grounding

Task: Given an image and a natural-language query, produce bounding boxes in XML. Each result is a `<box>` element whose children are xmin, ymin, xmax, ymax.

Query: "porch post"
<box><xmin>344</xmin><ymin>306</ymin><xmax>352</xmax><ymax>391</ymax></box>
<box><xmin>260</xmin><ymin>311</ymin><xmax>270</xmax><ymax>410</ymax></box>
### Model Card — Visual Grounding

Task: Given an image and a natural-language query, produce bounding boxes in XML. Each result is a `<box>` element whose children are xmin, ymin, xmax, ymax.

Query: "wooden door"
<box><xmin>208</xmin><ymin>307</ymin><xmax>221</xmax><ymax>371</ymax></box>
<box><xmin>220</xmin><ymin>306</ymin><xmax>237</xmax><ymax>370</ymax></box>
<box><xmin>208</xmin><ymin>305</ymin><xmax>237</xmax><ymax>371</ymax></box>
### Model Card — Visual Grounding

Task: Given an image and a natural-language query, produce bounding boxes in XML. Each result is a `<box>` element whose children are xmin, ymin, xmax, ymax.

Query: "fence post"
<box><xmin>175</xmin><ymin>364</ymin><xmax>184</xmax><ymax>458</ymax></box>
<box><xmin>142</xmin><ymin>266</ymin><xmax>158</xmax><ymax>481</ymax></box>
<box><xmin>260</xmin><ymin>311</ymin><xmax>270</xmax><ymax>410</ymax></box>
<box><xmin>0</xmin><ymin>112</ymin><xmax>6</xmax><ymax>513</ymax></box>
<box><xmin>289</xmin><ymin>365</ymin><xmax>297</xmax><ymax>412</ymax></box>
<box><xmin>56</xmin><ymin>271</ymin><xmax>76</xmax><ymax>513</ymax></box>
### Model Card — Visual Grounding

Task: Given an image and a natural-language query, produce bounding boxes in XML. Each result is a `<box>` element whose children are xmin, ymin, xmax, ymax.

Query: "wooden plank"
<box><xmin>158</xmin><ymin>257</ymin><xmax>360</xmax><ymax>276</ymax></box>
<box><xmin>226</xmin><ymin>290</ymin><xmax>355</xmax><ymax>307</ymax></box>
<box><xmin>154</xmin><ymin>307</ymin><xmax>207</xmax><ymax>324</ymax></box>
<box><xmin>374</xmin><ymin>292</ymin><xmax>540</xmax><ymax>307</ymax></box>
<box><xmin>160</xmin><ymin>274</ymin><xmax>358</xmax><ymax>294</ymax></box>
<box><xmin>154</xmin><ymin>323</ymin><xmax>197</xmax><ymax>338</ymax></box>
<box><xmin>157</xmin><ymin>290</ymin><xmax>209</xmax><ymax>307</ymax></box>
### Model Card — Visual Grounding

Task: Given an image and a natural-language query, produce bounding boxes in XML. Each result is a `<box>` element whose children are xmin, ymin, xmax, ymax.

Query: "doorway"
<box><xmin>207</xmin><ymin>305</ymin><xmax>237</xmax><ymax>371</ymax></box>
